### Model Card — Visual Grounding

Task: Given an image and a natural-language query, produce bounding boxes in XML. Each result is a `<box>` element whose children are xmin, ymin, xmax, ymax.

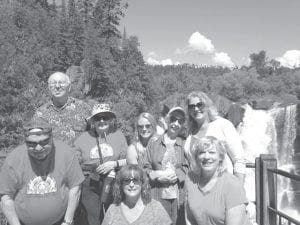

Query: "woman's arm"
<box><xmin>226</xmin><ymin>204</ymin><xmax>248</xmax><ymax>225</ymax></box>
<box><xmin>0</xmin><ymin>195</ymin><xmax>21</xmax><ymax>225</ymax></box>
<box><xmin>126</xmin><ymin>144</ymin><xmax>138</xmax><ymax>165</ymax></box>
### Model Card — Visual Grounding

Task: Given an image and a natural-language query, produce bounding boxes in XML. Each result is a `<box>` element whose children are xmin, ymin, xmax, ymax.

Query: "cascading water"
<box><xmin>237</xmin><ymin>103</ymin><xmax>299</xmax><ymax>222</ymax></box>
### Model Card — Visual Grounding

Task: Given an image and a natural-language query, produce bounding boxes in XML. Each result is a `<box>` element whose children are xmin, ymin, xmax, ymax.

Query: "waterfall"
<box><xmin>237</xmin><ymin>103</ymin><xmax>298</xmax><ymax>221</ymax></box>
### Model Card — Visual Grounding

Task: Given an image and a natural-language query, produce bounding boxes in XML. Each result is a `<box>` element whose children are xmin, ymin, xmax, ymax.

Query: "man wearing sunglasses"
<box><xmin>0</xmin><ymin>119</ymin><xmax>84</xmax><ymax>225</ymax></box>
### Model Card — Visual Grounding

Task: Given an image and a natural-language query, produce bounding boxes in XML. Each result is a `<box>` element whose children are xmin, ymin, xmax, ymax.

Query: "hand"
<box><xmin>157</xmin><ymin>173</ymin><xmax>178</xmax><ymax>184</ymax></box>
<box><xmin>96</xmin><ymin>161</ymin><xmax>116</xmax><ymax>175</ymax></box>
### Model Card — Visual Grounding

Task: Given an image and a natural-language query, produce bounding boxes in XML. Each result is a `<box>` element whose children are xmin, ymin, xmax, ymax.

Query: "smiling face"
<box><xmin>137</xmin><ymin>117</ymin><xmax>154</xmax><ymax>140</ymax></box>
<box><xmin>93</xmin><ymin>114</ymin><xmax>112</xmax><ymax>135</ymax></box>
<box><xmin>122</xmin><ymin>170</ymin><xmax>142</xmax><ymax>200</ymax></box>
<box><xmin>188</xmin><ymin>96</ymin><xmax>208</xmax><ymax>123</ymax></box>
<box><xmin>195</xmin><ymin>144</ymin><xmax>221</xmax><ymax>176</ymax></box>
<box><xmin>167</xmin><ymin>110</ymin><xmax>185</xmax><ymax>138</ymax></box>
<box><xmin>26</xmin><ymin>131</ymin><xmax>53</xmax><ymax>160</ymax></box>
<box><xmin>48</xmin><ymin>73</ymin><xmax>71</xmax><ymax>99</ymax></box>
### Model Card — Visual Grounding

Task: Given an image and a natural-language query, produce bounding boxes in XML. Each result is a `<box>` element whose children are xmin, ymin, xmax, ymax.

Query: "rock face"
<box><xmin>251</xmin><ymin>99</ymin><xmax>274</xmax><ymax>110</ymax></box>
<box><xmin>66</xmin><ymin>66</ymin><xmax>89</xmax><ymax>99</ymax></box>
<box><xmin>226</xmin><ymin>103</ymin><xmax>246</xmax><ymax>127</ymax></box>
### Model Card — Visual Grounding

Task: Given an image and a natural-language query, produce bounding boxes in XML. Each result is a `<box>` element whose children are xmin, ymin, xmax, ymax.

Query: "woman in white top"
<box><xmin>184</xmin><ymin>91</ymin><xmax>246</xmax><ymax>182</ymax></box>
<box><xmin>127</xmin><ymin>112</ymin><xmax>158</xmax><ymax>166</ymax></box>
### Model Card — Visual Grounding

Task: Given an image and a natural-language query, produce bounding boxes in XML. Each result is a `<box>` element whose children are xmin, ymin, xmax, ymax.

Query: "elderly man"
<box><xmin>0</xmin><ymin>119</ymin><xmax>84</xmax><ymax>225</ymax></box>
<box><xmin>33</xmin><ymin>72</ymin><xmax>91</xmax><ymax>146</ymax></box>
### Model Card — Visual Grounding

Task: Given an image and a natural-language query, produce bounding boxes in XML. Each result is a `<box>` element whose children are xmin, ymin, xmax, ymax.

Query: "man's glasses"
<box><xmin>122</xmin><ymin>177</ymin><xmax>142</xmax><ymax>185</ymax></box>
<box><xmin>169</xmin><ymin>116</ymin><xmax>185</xmax><ymax>125</ymax></box>
<box><xmin>26</xmin><ymin>138</ymin><xmax>51</xmax><ymax>148</ymax></box>
<box><xmin>137</xmin><ymin>124</ymin><xmax>152</xmax><ymax>130</ymax></box>
<box><xmin>48</xmin><ymin>81</ymin><xmax>68</xmax><ymax>87</ymax></box>
<box><xmin>188</xmin><ymin>102</ymin><xmax>205</xmax><ymax>110</ymax></box>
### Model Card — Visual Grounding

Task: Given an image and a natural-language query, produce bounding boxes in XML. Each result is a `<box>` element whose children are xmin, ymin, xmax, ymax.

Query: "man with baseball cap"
<box><xmin>0</xmin><ymin>119</ymin><xmax>84</xmax><ymax>225</ymax></box>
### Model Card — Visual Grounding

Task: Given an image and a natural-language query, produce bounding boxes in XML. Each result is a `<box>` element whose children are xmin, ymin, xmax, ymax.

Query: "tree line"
<box><xmin>1</xmin><ymin>0</ymin><xmax>300</xmax><ymax>153</ymax></box>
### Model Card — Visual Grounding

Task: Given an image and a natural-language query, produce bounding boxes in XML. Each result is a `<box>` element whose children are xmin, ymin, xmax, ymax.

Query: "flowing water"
<box><xmin>237</xmin><ymin>103</ymin><xmax>299</xmax><ymax>222</ymax></box>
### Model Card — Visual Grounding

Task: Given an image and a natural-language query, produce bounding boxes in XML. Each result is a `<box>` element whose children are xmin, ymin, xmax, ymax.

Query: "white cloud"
<box><xmin>276</xmin><ymin>50</ymin><xmax>300</xmax><ymax>68</ymax></box>
<box><xmin>188</xmin><ymin>32</ymin><xmax>215</xmax><ymax>54</ymax></box>
<box><xmin>212</xmin><ymin>52</ymin><xmax>235</xmax><ymax>68</ymax></box>
<box><xmin>148</xmin><ymin>51</ymin><xmax>159</xmax><ymax>58</ymax></box>
<box><xmin>161</xmin><ymin>59</ymin><xmax>173</xmax><ymax>66</ymax></box>
<box><xmin>147</xmin><ymin>57</ymin><xmax>160</xmax><ymax>65</ymax></box>
<box><xmin>146</xmin><ymin>57</ymin><xmax>179</xmax><ymax>66</ymax></box>
<box><xmin>175</xmin><ymin>48</ymin><xmax>183</xmax><ymax>55</ymax></box>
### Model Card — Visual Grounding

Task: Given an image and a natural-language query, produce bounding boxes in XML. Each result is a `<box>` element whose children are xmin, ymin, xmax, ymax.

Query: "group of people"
<box><xmin>0</xmin><ymin>72</ymin><xmax>251</xmax><ymax>225</ymax></box>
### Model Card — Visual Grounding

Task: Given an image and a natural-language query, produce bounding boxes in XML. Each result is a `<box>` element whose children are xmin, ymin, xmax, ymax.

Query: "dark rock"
<box><xmin>251</xmin><ymin>99</ymin><xmax>275</xmax><ymax>110</ymax></box>
<box><xmin>227</xmin><ymin>103</ymin><xmax>245</xmax><ymax>127</ymax></box>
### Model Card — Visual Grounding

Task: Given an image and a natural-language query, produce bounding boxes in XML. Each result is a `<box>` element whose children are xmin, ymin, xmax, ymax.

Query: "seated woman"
<box><xmin>127</xmin><ymin>112</ymin><xmax>157</xmax><ymax>166</ymax></box>
<box><xmin>102</xmin><ymin>165</ymin><xmax>172</xmax><ymax>225</ymax></box>
<box><xmin>185</xmin><ymin>136</ymin><xmax>251</xmax><ymax>225</ymax></box>
<box><xmin>144</xmin><ymin>106</ymin><xmax>188</xmax><ymax>225</ymax></box>
<box><xmin>74</xmin><ymin>103</ymin><xmax>128</xmax><ymax>225</ymax></box>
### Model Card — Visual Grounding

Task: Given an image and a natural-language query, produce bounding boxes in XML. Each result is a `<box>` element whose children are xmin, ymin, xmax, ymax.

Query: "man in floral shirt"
<box><xmin>33</xmin><ymin>72</ymin><xmax>91</xmax><ymax>146</ymax></box>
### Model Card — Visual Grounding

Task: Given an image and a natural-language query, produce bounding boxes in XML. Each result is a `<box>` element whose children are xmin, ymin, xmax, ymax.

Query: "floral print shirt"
<box><xmin>33</xmin><ymin>97</ymin><xmax>91</xmax><ymax>145</ymax></box>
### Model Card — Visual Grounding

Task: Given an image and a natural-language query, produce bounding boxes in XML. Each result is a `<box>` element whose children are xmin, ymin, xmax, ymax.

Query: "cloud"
<box><xmin>276</xmin><ymin>50</ymin><xmax>300</xmax><ymax>68</ymax></box>
<box><xmin>212</xmin><ymin>52</ymin><xmax>235</xmax><ymax>68</ymax></box>
<box><xmin>146</xmin><ymin>57</ymin><xmax>178</xmax><ymax>66</ymax></box>
<box><xmin>148</xmin><ymin>51</ymin><xmax>159</xmax><ymax>58</ymax></box>
<box><xmin>188</xmin><ymin>32</ymin><xmax>215</xmax><ymax>54</ymax></box>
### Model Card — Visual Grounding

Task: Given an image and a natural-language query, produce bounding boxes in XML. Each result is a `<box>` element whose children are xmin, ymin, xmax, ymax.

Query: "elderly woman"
<box><xmin>102</xmin><ymin>165</ymin><xmax>172</xmax><ymax>225</ymax></box>
<box><xmin>74</xmin><ymin>103</ymin><xmax>128</xmax><ymax>225</ymax></box>
<box><xmin>184</xmin><ymin>91</ymin><xmax>246</xmax><ymax>182</ymax></box>
<box><xmin>127</xmin><ymin>112</ymin><xmax>158</xmax><ymax>166</ymax></box>
<box><xmin>185</xmin><ymin>136</ymin><xmax>251</xmax><ymax>225</ymax></box>
<box><xmin>144</xmin><ymin>106</ymin><xmax>188</xmax><ymax>225</ymax></box>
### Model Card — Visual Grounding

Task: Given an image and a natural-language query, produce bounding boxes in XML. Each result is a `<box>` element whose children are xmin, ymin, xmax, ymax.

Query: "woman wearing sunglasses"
<box><xmin>127</xmin><ymin>112</ymin><xmax>158</xmax><ymax>166</ymax></box>
<box><xmin>144</xmin><ymin>106</ymin><xmax>189</xmax><ymax>225</ymax></box>
<box><xmin>102</xmin><ymin>165</ymin><xmax>172</xmax><ymax>225</ymax></box>
<box><xmin>74</xmin><ymin>103</ymin><xmax>128</xmax><ymax>225</ymax></box>
<box><xmin>185</xmin><ymin>91</ymin><xmax>246</xmax><ymax>183</ymax></box>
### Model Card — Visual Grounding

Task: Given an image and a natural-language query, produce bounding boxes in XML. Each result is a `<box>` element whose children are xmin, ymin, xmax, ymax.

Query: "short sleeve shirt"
<box><xmin>0</xmin><ymin>141</ymin><xmax>84</xmax><ymax>225</ymax></box>
<box><xmin>33</xmin><ymin>97</ymin><xmax>91</xmax><ymax>145</ymax></box>
<box><xmin>186</xmin><ymin>172</ymin><xmax>248</xmax><ymax>225</ymax></box>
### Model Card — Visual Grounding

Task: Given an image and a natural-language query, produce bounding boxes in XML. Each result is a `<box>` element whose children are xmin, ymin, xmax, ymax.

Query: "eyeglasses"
<box><xmin>122</xmin><ymin>177</ymin><xmax>142</xmax><ymax>185</ymax></box>
<box><xmin>137</xmin><ymin>124</ymin><xmax>152</xmax><ymax>130</ymax></box>
<box><xmin>48</xmin><ymin>81</ymin><xmax>68</xmax><ymax>87</ymax></box>
<box><xmin>169</xmin><ymin>116</ymin><xmax>185</xmax><ymax>125</ymax></box>
<box><xmin>26</xmin><ymin>138</ymin><xmax>51</xmax><ymax>148</ymax></box>
<box><xmin>188</xmin><ymin>102</ymin><xmax>205</xmax><ymax>110</ymax></box>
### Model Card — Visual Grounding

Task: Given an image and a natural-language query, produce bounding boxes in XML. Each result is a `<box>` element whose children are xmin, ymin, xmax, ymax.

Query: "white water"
<box><xmin>237</xmin><ymin>103</ymin><xmax>299</xmax><ymax>222</ymax></box>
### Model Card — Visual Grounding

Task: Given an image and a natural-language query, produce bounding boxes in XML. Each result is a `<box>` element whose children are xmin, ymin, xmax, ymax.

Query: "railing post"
<box><xmin>256</xmin><ymin>154</ymin><xmax>277</xmax><ymax>225</ymax></box>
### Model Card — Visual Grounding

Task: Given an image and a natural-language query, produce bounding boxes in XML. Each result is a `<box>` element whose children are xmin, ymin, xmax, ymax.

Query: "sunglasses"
<box><xmin>26</xmin><ymin>138</ymin><xmax>51</xmax><ymax>148</ymax></box>
<box><xmin>188</xmin><ymin>102</ymin><xmax>205</xmax><ymax>110</ymax></box>
<box><xmin>122</xmin><ymin>177</ymin><xmax>142</xmax><ymax>185</ymax></box>
<box><xmin>169</xmin><ymin>116</ymin><xmax>185</xmax><ymax>125</ymax></box>
<box><xmin>94</xmin><ymin>115</ymin><xmax>111</xmax><ymax>122</ymax></box>
<box><xmin>137</xmin><ymin>124</ymin><xmax>152</xmax><ymax>130</ymax></box>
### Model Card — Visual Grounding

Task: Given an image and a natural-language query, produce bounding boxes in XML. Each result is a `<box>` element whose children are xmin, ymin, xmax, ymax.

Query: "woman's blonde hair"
<box><xmin>186</xmin><ymin>91</ymin><xmax>218</xmax><ymax>134</ymax></box>
<box><xmin>190</xmin><ymin>136</ymin><xmax>227</xmax><ymax>175</ymax></box>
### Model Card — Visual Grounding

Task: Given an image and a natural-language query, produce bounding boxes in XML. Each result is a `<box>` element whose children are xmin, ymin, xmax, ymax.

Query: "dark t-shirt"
<box><xmin>0</xmin><ymin>140</ymin><xmax>84</xmax><ymax>225</ymax></box>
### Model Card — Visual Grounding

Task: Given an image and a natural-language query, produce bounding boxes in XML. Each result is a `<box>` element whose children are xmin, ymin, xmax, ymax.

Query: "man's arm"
<box><xmin>62</xmin><ymin>185</ymin><xmax>81</xmax><ymax>225</ymax></box>
<box><xmin>0</xmin><ymin>195</ymin><xmax>21</xmax><ymax>225</ymax></box>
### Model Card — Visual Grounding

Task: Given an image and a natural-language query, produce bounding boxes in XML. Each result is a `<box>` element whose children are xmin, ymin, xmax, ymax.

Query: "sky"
<box><xmin>120</xmin><ymin>0</ymin><xmax>300</xmax><ymax>68</ymax></box>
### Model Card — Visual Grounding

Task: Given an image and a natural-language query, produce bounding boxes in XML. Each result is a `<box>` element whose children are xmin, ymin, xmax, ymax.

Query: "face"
<box><xmin>94</xmin><ymin>115</ymin><xmax>112</xmax><ymax>134</ymax></box>
<box><xmin>122</xmin><ymin>171</ymin><xmax>142</xmax><ymax>199</ymax></box>
<box><xmin>48</xmin><ymin>74</ymin><xmax>70</xmax><ymax>99</ymax></box>
<box><xmin>188</xmin><ymin>97</ymin><xmax>207</xmax><ymax>121</ymax></box>
<box><xmin>196</xmin><ymin>145</ymin><xmax>221</xmax><ymax>175</ymax></box>
<box><xmin>137</xmin><ymin>117</ymin><xmax>154</xmax><ymax>140</ymax></box>
<box><xmin>26</xmin><ymin>133</ymin><xmax>52</xmax><ymax>160</ymax></box>
<box><xmin>167</xmin><ymin>113</ymin><xmax>184</xmax><ymax>137</ymax></box>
